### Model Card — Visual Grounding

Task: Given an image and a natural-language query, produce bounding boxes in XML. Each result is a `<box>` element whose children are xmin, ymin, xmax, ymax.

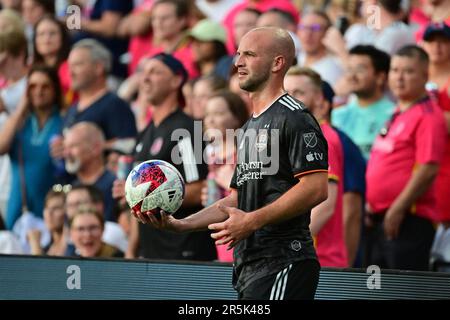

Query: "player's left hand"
<box><xmin>208</xmin><ymin>205</ymin><xmax>256</xmax><ymax>249</ymax></box>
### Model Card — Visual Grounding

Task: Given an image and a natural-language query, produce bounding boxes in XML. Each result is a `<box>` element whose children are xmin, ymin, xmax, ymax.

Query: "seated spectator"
<box><xmin>202</xmin><ymin>89</ymin><xmax>249</xmax><ymax>262</ymax></box>
<box><xmin>69</xmin><ymin>206</ymin><xmax>124</xmax><ymax>258</ymax></box>
<box><xmin>195</xmin><ymin>0</ymin><xmax>241</xmax><ymax>22</ymax></box>
<box><xmin>332</xmin><ymin>45</ymin><xmax>394</xmax><ymax>160</ymax></box>
<box><xmin>365</xmin><ymin>45</ymin><xmax>447</xmax><ymax>271</ymax></box>
<box><xmin>0</xmin><ymin>65</ymin><xmax>63</xmax><ymax>229</ymax></box>
<box><xmin>63</xmin><ymin>121</ymin><xmax>117</xmax><ymax>222</ymax></box>
<box><xmin>28</xmin><ymin>187</ymin><xmax>68</xmax><ymax>256</ymax></box>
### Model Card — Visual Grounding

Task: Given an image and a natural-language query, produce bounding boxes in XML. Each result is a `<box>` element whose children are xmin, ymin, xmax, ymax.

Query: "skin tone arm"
<box><xmin>137</xmin><ymin>172</ymin><xmax>328</xmax><ymax>249</ymax></box>
<box><xmin>116</xmin><ymin>10</ymin><xmax>152</xmax><ymax>38</ymax></box>
<box><xmin>384</xmin><ymin>163</ymin><xmax>439</xmax><ymax>240</ymax></box>
<box><xmin>343</xmin><ymin>192</ymin><xmax>362</xmax><ymax>266</ymax></box>
<box><xmin>0</xmin><ymin>96</ymin><xmax>28</xmax><ymax>155</ymax></box>
<box><xmin>81</xmin><ymin>11</ymin><xmax>123</xmax><ymax>38</ymax></box>
<box><xmin>125</xmin><ymin>218</ymin><xmax>139</xmax><ymax>259</ymax></box>
<box><xmin>309</xmin><ymin>181</ymin><xmax>338</xmax><ymax>237</ymax></box>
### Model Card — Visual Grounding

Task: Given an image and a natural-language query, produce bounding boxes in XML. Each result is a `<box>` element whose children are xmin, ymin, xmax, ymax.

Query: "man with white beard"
<box><xmin>63</xmin><ymin>121</ymin><xmax>116</xmax><ymax>222</ymax></box>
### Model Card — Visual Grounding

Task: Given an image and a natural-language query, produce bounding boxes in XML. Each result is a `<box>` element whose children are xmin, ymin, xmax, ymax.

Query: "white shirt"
<box><xmin>297</xmin><ymin>53</ymin><xmax>344</xmax><ymax>86</ymax></box>
<box><xmin>195</xmin><ymin>0</ymin><xmax>241</xmax><ymax>22</ymax></box>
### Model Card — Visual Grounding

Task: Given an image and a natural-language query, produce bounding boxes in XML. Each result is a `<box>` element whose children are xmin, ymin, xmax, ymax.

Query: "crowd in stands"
<box><xmin>0</xmin><ymin>0</ymin><xmax>449</xmax><ymax>272</ymax></box>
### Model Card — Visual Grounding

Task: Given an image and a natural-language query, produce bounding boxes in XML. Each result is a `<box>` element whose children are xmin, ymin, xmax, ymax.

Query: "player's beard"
<box><xmin>239</xmin><ymin>68</ymin><xmax>271</xmax><ymax>92</ymax></box>
<box><xmin>65</xmin><ymin>157</ymin><xmax>81</xmax><ymax>174</ymax></box>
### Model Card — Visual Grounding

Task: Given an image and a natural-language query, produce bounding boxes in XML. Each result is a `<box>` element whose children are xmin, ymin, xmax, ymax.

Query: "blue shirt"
<box><xmin>7</xmin><ymin>111</ymin><xmax>62</xmax><ymax>229</ymax></box>
<box><xmin>331</xmin><ymin>96</ymin><xmax>394</xmax><ymax>160</ymax></box>
<box><xmin>63</xmin><ymin>92</ymin><xmax>137</xmax><ymax>140</ymax></box>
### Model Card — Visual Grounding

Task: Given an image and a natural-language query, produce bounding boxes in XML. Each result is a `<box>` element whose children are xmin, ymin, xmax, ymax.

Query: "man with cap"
<box><xmin>188</xmin><ymin>19</ymin><xmax>229</xmax><ymax>77</ymax></box>
<box><xmin>284</xmin><ymin>66</ymin><xmax>348</xmax><ymax>267</ymax></box>
<box><xmin>116</xmin><ymin>53</ymin><xmax>215</xmax><ymax>261</ymax></box>
<box><xmin>421</xmin><ymin>22</ymin><xmax>450</xmax><ymax>262</ymax></box>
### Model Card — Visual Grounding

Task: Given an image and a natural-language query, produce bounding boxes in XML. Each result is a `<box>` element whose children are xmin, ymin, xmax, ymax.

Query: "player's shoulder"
<box><xmin>273</xmin><ymin>94</ymin><xmax>318</xmax><ymax>126</ymax></box>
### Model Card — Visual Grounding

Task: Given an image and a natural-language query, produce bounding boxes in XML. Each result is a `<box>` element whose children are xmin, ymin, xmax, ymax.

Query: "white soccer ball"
<box><xmin>125</xmin><ymin>160</ymin><xmax>185</xmax><ymax>215</ymax></box>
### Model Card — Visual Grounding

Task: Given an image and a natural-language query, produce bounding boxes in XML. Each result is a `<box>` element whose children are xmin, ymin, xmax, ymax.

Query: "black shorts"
<box><xmin>238</xmin><ymin>259</ymin><xmax>320</xmax><ymax>300</ymax></box>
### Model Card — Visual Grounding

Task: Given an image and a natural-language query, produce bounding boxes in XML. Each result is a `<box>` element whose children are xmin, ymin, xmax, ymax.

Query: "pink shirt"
<box><xmin>222</xmin><ymin>0</ymin><xmax>300</xmax><ymax>53</ymax></box>
<box><xmin>366</xmin><ymin>96</ymin><xmax>447</xmax><ymax>221</ymax></box>
<box><xmin>315</xmin><ymin>122</ymin><xmax>348</xmax><ymax>268</ymax></box>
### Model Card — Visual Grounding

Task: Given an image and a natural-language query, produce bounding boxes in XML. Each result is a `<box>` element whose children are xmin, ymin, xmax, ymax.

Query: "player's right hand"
<box><xmin>131</xmin><ymin>209</ymin><xmax>180</xmax><ymax>232</ymax></box>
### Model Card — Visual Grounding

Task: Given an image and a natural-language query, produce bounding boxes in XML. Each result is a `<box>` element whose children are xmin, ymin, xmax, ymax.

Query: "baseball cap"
<box><xmin>150</xmin><ymin>53</ymin><xmax>187</xmax><ymax>107</ymax></box>
<box><xmin>423</xmin><ymin>22</ymin><xmax>450</xmax><ymax>41</ymax></box>
<box><xmin>321</xmin><ymin>81</ymin><xmax>335</xmax><ymax>105</ymax></box>
<box><xmin>188</xmin><ymin>19</ymin><xmax>227</xmax><ymax>44</ymax></box>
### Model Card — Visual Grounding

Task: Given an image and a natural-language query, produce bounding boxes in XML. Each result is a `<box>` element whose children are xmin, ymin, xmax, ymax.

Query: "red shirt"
<box><xmin>315</xmin><ymin>122</ymin><xmax>348</xmax><ymax>267</ymax></box>
<box><xmin>366</xmin><ymin>96</ymin><xmax>447</xmax><ymax>221</ymax></box>
<box><xmin>432</xmin><ymin>83</ymin><xmax>450</xmax><ymax>222</ymax></box>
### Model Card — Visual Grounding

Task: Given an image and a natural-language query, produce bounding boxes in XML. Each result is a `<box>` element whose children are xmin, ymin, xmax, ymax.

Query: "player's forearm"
<box><xmin>250</xmin><ymin>172</ymin><xmax>328</xmax><ymax>230</ymax></box>
<box><xmin>179</xmin><ymin>191</ymin><xmax>238</xmax><ymax>232</ymax></box>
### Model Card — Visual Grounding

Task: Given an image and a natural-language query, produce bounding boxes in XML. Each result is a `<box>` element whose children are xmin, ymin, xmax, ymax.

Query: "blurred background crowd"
<box><xmin>0</xmin><ymin>0</ymin><xmax>449</xmax><ymax>272</ymax></box>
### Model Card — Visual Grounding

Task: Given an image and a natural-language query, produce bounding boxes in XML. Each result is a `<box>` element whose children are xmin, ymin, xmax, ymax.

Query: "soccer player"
<box><xmin>134</xmin><ymin>27</ymin><xmax>329</xmax><ymax>300</ymax></box>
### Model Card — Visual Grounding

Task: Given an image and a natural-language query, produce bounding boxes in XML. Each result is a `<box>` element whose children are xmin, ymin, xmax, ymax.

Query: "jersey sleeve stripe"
<box><xmin>279</xmin><ymin>99</ymin><xmax>296</xmax><ymax>111</ymax></box>
<box><xmin>281</xmin><ymin>96</ymin><xmax>301</xmax><ymax>110</ymax></box>
<box><xmin>294</xmin><ymin>169</ymin><xmax>328</xmax><ymax>178</ymax></box>
<box><xmin>285</xmin><ymin>95</ymin><xmax>304</xmax><ymax>110</ymax></box>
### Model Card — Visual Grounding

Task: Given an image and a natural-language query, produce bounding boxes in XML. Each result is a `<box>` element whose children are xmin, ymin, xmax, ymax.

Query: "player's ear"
<box><xmin>272</xmin><ymin>55</ymin><xmax>285</xmax><ymax>73</ymax></box>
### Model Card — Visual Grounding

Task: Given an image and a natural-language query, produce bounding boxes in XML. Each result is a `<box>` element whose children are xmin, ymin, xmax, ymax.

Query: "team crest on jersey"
<box><xmin>303</xmin><ymin>132</ymin><xmax>317</xmax><ymax>148</ymax></box>
<box><xmin>150</xmin><ymin>137</ymin><xmax>163</xmax><ymax>155</ymax></box>
<box><xmin>255</xmin><ymin>130</ymin><xmax>268</xmax><ymax>152</ymax></box>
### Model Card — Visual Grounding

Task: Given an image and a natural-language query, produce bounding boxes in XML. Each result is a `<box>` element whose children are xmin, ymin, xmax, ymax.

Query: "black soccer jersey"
<box><xmin>229</xmin><ymin>93</ymin><xmax>328</xmax><ymax>291</ymax></box>
<box><xmin>133</xmin><ymin>109</ymin><xmax>216</xmax><ymax>261</ymax></box>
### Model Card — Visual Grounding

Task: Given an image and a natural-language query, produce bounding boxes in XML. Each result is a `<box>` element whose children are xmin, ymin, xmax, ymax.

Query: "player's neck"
<box><xmin>250</xmin><ymin>85</ymin><xmax>285</xmax><ymax>116</ymax></box>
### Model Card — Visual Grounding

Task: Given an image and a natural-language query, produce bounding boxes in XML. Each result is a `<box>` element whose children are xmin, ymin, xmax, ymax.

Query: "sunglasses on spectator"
<box><xmin>298</xmin><ymin>24</ymin><xmax>326</xmax><ymax>32</ymax></box>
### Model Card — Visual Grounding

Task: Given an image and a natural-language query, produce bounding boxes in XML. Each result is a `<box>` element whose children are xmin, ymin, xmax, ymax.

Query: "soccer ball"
<box><xmin>125</xmin><ymin>160</ymin><xmax>185</xmax><ymax>216</ymax></box>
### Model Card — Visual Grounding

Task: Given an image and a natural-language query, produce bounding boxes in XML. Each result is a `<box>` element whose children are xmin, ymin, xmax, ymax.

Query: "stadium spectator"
<box><xmin>50</xmin><ymin>39</ymin><xmax>137</xmax><ymax>172</ymax></box>
<box><xmin>331</xmin><ymin>45</ymin><xmax>394</xmax><ymax>160</ymax></box>
<box><xmin>321</xmin><ymin>77</ymin><xmax>367</xmax><ymax>267</ymax></box>
<box><xmin>297</xmin><ymin>10</ymin><xmax>344</xmax><ymax>87</ymax></box>
<box><xmin>69</xmin><ymin>206</ymin><xmax>124</xmax><ymax>258</ymax></box>
<box><xmin>63</xmin><ymin>121</ymin><xmax>116</xmax><ymax>223</ymax></box>
<box><xmin>202</xmin><ymin>89</ymin><xmax>249</xmax><ymax>262</ymax></box>
<box><xmin>195</xmin><ymin>0</ymin><xmax>241</xmax><ymax>22</ymax></box>
<box><xmin>343</xmin><ymin>0</ymin><xmax>415</xmax><ymax>55</ymax></box>
<box><xmin>189</xmin><ymin>74</ymin><xmax>228</xmax><ymax>120</ymax></box>
<box><xmin>0</xmin><ymin>65</ymin><xmax>63</xmax><ymax>229</ymax></box>
<box><xmin>0</xmin><ymin>0</ymin><xmax>22</xmax><ymax>11</ymax></box>
<box><xmin>64</xmin><ymin>184</ymin><xmax>128</xmax><ymax>254</ymax></box>
<box><xmin>21</xmin><ymin>0</ymin><xmax>54</xmax><ymax>61</ymax></box>
<box><xmin>0</xmin><ymin>26</ymin><xmax>28</xmax><ymax>224</ymax></box>
<box><xmin>132</xmin><ymin>0</ymin><xmax>199</xmax><ymax>79</ymax></box>
<box><xmin>365</xmin><ymin>45</ymin><xmax>447</xmax><ymax>271</ymax></box>
<box><xmin>27</xmin><ymin>187</ymin><xmax>68</xmax><ymax>256</ymax></box>
<box><xmin>410</xmin><ymin>0</ymin><xmax>450</xmax><ymax>40</ymax></box>
<box><xmin>115</xmin><ymin>53</ymin><xmax>215</xmax><ymax>261</ymax></box>
<box><xmin>188</xmin><ymin>19</ymin><xmax>229</xmax><ymax>77</ymax></box>
<box><xmin>32</xmin><ymin>15</ymin><xmax>73</xmax><ymax>109</ymax></box>
<box><xmin>222</xmin><ymin>0</ymin><xmax>299</xmax><ymax>53</ymax></box>
<box><xmin>284</xmin><ymin>67</ymin><xmax>347</xmax><ymax>267</ymax></box>
<box><xmin>70</xmin><ymin>0</ymin><xmax>133</xmax><ymax>80</ymax></box>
